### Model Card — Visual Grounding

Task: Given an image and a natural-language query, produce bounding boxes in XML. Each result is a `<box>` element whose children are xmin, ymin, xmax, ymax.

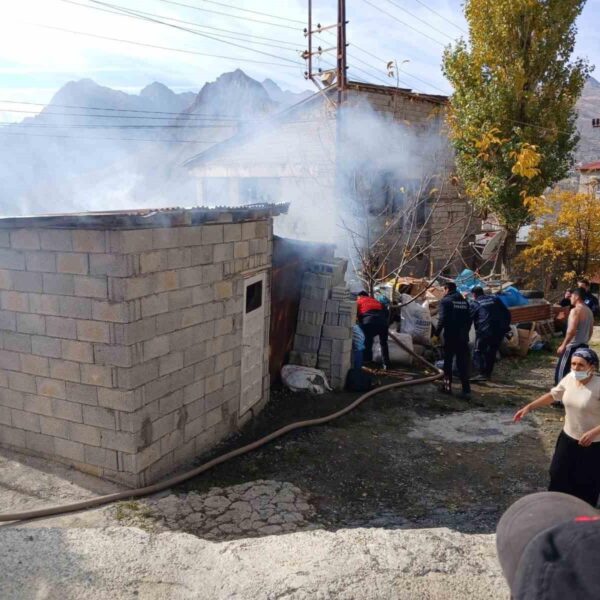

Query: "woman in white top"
<box><xmin>514</xmin><ymin>347</ymin><xmax>600</xmax><ymax>506</ymax></box>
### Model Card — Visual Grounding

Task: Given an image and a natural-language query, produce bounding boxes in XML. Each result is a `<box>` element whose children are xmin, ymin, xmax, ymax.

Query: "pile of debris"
<box><xmin>289</xmin><ymin>259</ymin><xmax>356</xmax><ymax>390</ymax></box>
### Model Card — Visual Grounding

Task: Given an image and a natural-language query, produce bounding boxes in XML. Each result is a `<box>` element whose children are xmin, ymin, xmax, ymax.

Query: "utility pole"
<box><xmin>303</xmin><ymin>0</ymin><xmax>348</xmax><ymax>105</ymax></box>
<box><xmin>336</xmin><ymin>0</ymin><xmax>347</xmax><ymax>105</ymax></box>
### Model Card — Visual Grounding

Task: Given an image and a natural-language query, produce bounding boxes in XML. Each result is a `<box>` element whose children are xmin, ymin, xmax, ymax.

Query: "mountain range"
<box><xmin>0</xmin><ymin>71</ymin><xmax>598</xmax><ymax>215</ymax></box>
<box><xmin>0</xmin><ymin>70</ymin><xmax>312</xmax><ymax>215</ymax></box>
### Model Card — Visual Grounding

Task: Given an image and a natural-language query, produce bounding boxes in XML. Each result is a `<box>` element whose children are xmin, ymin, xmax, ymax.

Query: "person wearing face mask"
<box><xmin>514</xmin><ymin>348</ymin><xmax>600</xmax><ymax>506</ymax></box>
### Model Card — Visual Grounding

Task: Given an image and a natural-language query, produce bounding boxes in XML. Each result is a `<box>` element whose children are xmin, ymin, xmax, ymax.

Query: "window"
<box><xmin>245</xmin><ymin>280</ymin><xmax>263</xmax><ymax>313</ymax></box>
<box><xmin>593</xmin><ymin>118</ymin><xmax>600</xmax><ymax>128</ymax></box>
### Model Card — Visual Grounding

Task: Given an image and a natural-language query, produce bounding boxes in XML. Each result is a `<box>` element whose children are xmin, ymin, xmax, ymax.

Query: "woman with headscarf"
<box><xmin>514</xmin><ymin>347</ymin><xmax>600</xmax><ymax>506</ymax></box>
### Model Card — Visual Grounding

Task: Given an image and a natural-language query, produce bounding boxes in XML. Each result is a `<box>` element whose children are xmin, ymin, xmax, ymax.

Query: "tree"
<box><xmin>342</xmin><ymin>171</ymin><xmax>474</xmax><ymax>295</ymax></box>
<box><xmin>442</xmin><ymin>0</ymin><xmax>592</xmax><ymax>273</ymax></box>
<box><xmin>516</xmin><ymin>184</ymin><xmax>600</xmax><ymax>290</ymax></box>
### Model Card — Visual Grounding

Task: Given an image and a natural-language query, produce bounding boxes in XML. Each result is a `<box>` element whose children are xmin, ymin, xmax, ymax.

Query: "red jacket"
<box><xmin>357</xmin><ymin>295</ymin><xmax>384</xmax><ymax>317</ymax></box>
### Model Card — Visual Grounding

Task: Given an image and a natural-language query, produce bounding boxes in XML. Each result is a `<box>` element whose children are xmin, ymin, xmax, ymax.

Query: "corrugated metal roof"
<box><xmin>0</xmin><ymin>203</ymin><xmax>289</xmax><ymax>229</ymax></box>
<box><xmin>579</xmin><ymin>160</ymin><xmax>600</xmax><ymax>172</ymax></box>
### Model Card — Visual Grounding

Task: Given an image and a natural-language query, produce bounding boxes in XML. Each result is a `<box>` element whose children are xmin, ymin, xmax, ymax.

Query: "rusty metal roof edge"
<box><xmin>0</xmin><ymin>203</ymin><xmax>290</xmax><ymax>229</ymax></box>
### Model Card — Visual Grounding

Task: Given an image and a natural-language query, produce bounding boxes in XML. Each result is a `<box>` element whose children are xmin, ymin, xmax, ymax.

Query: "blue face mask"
<box><xmin>572</xmin><ymin>370</ymin><xmax>592</xmax><ymax>381</ymax></box>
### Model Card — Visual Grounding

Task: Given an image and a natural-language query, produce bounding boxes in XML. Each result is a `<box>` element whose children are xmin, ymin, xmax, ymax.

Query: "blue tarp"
<box><xmin>497</xmin><ymin>286</ymin><xmax>529</xmax><ymax>307</ymax></box>
<box><xmin>455</xmin><ymin>269</ymin><xmax>483</xmax><ymax>293</ymax></box>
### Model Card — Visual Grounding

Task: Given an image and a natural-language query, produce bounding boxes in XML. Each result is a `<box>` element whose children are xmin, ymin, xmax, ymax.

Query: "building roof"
<box><xmin>579</xmin><ymin>160</ymin><xmax>600</xmax><ymax>172</ymax></box>
<box><xmin>0</xmin><ymin>203</ymin><xmax>289</xmax><ymax>230</ymax></box>
<box><xmin>183</xmin><ymin>80</ymin><xmax>448</xmax><ymax>170</ymax></box>
<box><xmin>344</xmin><ymin>80</ymin><xmax>448</xmax><ymax>105</ymax></box>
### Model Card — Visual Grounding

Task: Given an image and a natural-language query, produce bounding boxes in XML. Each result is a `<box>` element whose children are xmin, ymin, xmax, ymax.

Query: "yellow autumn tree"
<box><xmin>442</xmin><ymin>0</ymin><xmax>592</xmax><ymax>273</ymax></box>
<box><xmin>517</xmin><ymin>187</ymin><xmax>600</xmax><ymax>287</ymax></box>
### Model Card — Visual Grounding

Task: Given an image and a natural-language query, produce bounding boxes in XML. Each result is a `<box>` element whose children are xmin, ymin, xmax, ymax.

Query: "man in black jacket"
<box><xmin>435</xmin><ymin>281</ymin><xmax>472</xmax><ymax>398</ymax></box>
<box><xmin>470</xmin><ymin>286</ymin><xmax>511</xmax><ymax>381</ymax></box>
<box><xmin>577</xmin><ymin>278</ymin><xmax>599</xmax><ymax>316</ymax></box>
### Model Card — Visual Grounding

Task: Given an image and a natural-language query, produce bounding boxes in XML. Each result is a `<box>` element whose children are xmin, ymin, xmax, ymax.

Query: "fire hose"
<box><xmin>0</xmin><ymin>333</ymin><xmax>442</xmax><ymax>523</ymax></box>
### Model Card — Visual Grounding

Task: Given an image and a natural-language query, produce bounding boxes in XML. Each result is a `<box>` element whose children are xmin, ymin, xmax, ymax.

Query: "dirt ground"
<box><xmin>3</xmin><ymin>333</ymin><xmax>597</xmax><ymax>600</ymax></box>
<box><xmin>151</xmin><ymin>341</ymin><xmax>567</xmax><ymax>539</ymax></box>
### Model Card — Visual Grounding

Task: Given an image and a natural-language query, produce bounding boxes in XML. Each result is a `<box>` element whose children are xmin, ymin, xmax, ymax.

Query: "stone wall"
<box><xmin>0</xmin><ymin>217</ymin><xmax>272</xmax><ymax>486</ymax></box>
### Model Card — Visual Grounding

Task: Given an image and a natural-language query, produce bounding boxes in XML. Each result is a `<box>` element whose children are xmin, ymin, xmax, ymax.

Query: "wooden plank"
<box><xmin>509</xmin><ymin>303</ymin><xmax>552</xmax><ymax>324</ymax></box>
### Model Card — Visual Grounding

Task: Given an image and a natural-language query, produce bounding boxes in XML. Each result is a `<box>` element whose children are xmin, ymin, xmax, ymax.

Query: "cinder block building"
<box><xmin>0</xmin><ymin>205</ymin><xmax>286</xmax><ymax>486</ymax></box>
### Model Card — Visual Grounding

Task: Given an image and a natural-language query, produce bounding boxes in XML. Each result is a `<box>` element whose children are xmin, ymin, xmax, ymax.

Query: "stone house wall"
<box><xmin>0</xmin><ymin>211</ymin><xmax>274</xmax><ymax>486</ymax></box>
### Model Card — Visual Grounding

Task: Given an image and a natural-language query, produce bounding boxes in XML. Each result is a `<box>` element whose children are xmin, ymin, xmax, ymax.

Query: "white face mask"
<box><xmin>572</xmin><ymin>370</ymin><xmax>592</xmax><ymax>381</ymax></box>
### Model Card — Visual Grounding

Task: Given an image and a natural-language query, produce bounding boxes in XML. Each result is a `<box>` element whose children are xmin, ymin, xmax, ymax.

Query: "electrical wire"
<box><xmin>0</xmin><ymin>100</ymin><xmax>249</xmax><ymax>121</ymax></box>
<box><xmin>0</xmin><ymin>130</ymin><xmax>216</xmax><ymax>143</ymax></box>
<box><xmin>23</xmin><ymin>22</ymin><xmax>303</xmax><ymax>69</ymax></box>
<box><xmin>382</xmin><ymin>0</ymin><xmax>456</xmax><ymax>41</ymax></box>
<box><xmin>82</xmin><ymin>0</ymin><xmax>304</xmax><ymax>66</ymax></box>
<box><xmin>0</xmin><ymin>122</ymin><xmax>238</xmax><ymax>129</ymax></box>
<box><xmin>195</xmin><ymin>0</ymin><xmax>305</xmax><ymax>24</ymax></box>
<box><xmin>0</xmin><ymin>108</ymin><xmax>249</xmax><ymax>122</ymax></box>
<box><xmin>359</xmin><ymin>0</ymin><xmax>445</xmax><ymax>47</ymax></box>
<box><xmin>154</xmin><ymin>0</ymin><xmax>301</xmax><ymax>31</ymax></box>
<box><xmin>410</xmin><ymin>0</ymin><xmax>468</xmax><ymax>34</ymax></box>
<box><xmin>321</xmin><ymin>30</ymin><xmax>449</xmax><ymax>94</ymax></box>
<box><xmin>58</xmin><ymin>0</ymin><xmax>304</xmax><ymax>52</ymax></box>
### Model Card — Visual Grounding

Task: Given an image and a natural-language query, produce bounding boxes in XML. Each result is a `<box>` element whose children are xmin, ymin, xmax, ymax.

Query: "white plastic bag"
<box><xmin>399</xmin><ymin>294</ymin><xmax>432</xmax><ymax>345</ymax></box>
<box><xmin>281</xmin><ymin>365</ymin><xmax>332</xmax><ymax>394</ymax></box>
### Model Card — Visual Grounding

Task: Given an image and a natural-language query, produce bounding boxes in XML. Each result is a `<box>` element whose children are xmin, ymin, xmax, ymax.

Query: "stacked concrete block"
<box><xmin>318</xmin><ymin>296</ymin><xmax>355</xmax><ymax>390</ymax></box>
<box><xmin>291</xmin><ymin>272</ymin><xmax>332</xmax><ymax>367</ymax></box>
<box><xmin>289</xmin><ymin>258</ymin><xmax>354</xmax><ymax>389</ymax></box>
<box><xmin>0</xmin><ymin>212</ymin><xmax>274</xmax><ymax>486</ymax></box>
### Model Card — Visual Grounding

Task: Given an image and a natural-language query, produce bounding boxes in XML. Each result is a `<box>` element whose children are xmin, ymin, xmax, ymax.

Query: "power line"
<box><xmin>82</xmin><ymin>0</ymin><xmax>303</xmax><ymax>65</ymax></box>
<box><xmin>22</xmin><ymin>22</ymin><xmax>303</xmax><ymax>69</ymax></box>
<box><xmin>382</xmin><ymin>0</ymin><xmax>456</xmax><ymax>41</ymax></box>
<box><xmin>154</xmin><ymin>0</ymin><xmax>301</xmax><ymax>31</ymax></box>
<box><xmin>347</xmin><ymin>52</ymin><xmax>413</xmax><ymax>88</ymax></box>
<box><xmin>322</xmin><ymin>30</ymin><xmax>449</xmax><ymax>94</ymax></box>
<box><xmin>0</xmin><ymin>121</ymin><xmax>239</xmax><ymax>129</ymax></box>
<box><xmin>0</xmin><ymin>130</ymin><xmax>216</xmax><ymax>143</ymax></box>
<box><xmin>409</xmin><ymin>0</ymin><xmax>468</xmax><ymax>35</ymax></box>
<box><xmin>195</xmin><ymin>0</ymin><xmax>305</xmax><ymax>25</ymax></box>
<box><xmin>59</xmin><ymin>0</ymin><xmax>303</xmax><ymax>52</ymax></box>
<box><xmin>0</xmin><ymin>100</ymin><xmax>248</xmax><ymax>121</ymax></box>
<box><xmin>0</xmin><ymin>107</ymin><xmax>252</xmax><ymax>122</ymax></box>
<box><xmin>359</xmin><ymin>0</ymin><xmax>445</xmax><ymax>47</ymax></box>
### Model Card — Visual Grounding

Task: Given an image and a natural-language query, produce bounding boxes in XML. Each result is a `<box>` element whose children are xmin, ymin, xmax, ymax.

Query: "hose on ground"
<box><xmin>0</xmin><ymin>334</ymin><xmax>442</xmax><ymax>523</ymax></box>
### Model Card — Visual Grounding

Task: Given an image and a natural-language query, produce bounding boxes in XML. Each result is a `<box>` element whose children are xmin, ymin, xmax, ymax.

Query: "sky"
<box><xmin>0</xmin><ymin>0</ymin><xmax>599</xmax><ymax>120</ymax></box>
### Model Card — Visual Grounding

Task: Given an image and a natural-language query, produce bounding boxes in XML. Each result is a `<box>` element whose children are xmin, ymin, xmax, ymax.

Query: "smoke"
<box><xmin>263</xmin><ymin>97</ymin><xmax>451</xmax><ymax>259</ymax></box>
<box><xmin>0</xmin><ymin>71</ymin><xmax>281</xmax><ymax>216</ymax></box>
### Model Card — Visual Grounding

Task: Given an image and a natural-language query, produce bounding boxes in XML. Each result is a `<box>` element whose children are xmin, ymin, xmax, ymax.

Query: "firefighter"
<box><xmin>434</xmin><ymin>281</ymin><xmax>472</xmax><ymax>398</ymax></box>
<box><xmin>356</xmin><ymin>291</ymin><xmax>391</xmax><ymax>370</ymax></box>
<box><xmin>470</xmin><ymin>286</ymin><xmax>511</xmax><ymax>382</ymax></box>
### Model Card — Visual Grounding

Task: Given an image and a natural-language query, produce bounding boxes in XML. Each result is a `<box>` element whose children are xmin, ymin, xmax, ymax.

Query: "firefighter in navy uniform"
<box><xmin>470</xmin><ymin>286</ymin><xmax>511</xmax><ymax>381</ymax></box>
<box><xmin>434</xmin><ymin>281</ymin><xmax>472</xmax><ymax>399</ymax></box>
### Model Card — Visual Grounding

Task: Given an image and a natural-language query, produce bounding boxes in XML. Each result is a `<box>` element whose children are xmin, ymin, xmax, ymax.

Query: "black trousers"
<box><xmin>361</xmin><ymin>319</ymin><xmax>390</xmax><ymax>366</ymax></box>
<box><xmin>555</xmin><ymin>343</ymin><xmax>588</xmax><ymax>385</ymax></box>
<box><xmin>443</xmin><ymin>339</ymin><xmax>471</xmax><ymax>394</ymax></box>
<box><xmin>473</xmin><ymin>334</ymin><xmax>503</xmax><ymax>378</ymax></box>
<box><xmin>549</xmin><ymin>430</ymin><xmax>600</xmax><ymax>507</ymax></box>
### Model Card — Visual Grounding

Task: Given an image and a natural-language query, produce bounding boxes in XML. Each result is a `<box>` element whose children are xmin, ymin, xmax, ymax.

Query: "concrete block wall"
<box><xmin>289</xmin><ymin>259</ymin><xmax>352</xmax><ymax>390</ymax></box>
<box><xmin>0</xmin><ymin>218</ymin><xmax>273</xmax><ymax>486</ymax></box>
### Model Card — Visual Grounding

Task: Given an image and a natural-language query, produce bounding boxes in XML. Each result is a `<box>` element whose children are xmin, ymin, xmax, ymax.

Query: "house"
<box><xmin>578</xmin><ymin>160</ymin><xmax>600</xmax><ymax>194</ymax></box>
<box><xmin>184</xmin><ymin>82</ymin><xmax>479</xmax><ymax>277</ymax></box>
<box><xmin>0</xmin><ymin>204</ymin><xmax>286</xmax><ymax>486</ymax></box>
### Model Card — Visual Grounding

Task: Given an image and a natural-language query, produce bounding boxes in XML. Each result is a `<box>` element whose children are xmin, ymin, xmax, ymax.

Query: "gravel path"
<box><xmin>0</xmin><ymin>525</ymin><xmax>503</xmax><ymax>600</ymax></box>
